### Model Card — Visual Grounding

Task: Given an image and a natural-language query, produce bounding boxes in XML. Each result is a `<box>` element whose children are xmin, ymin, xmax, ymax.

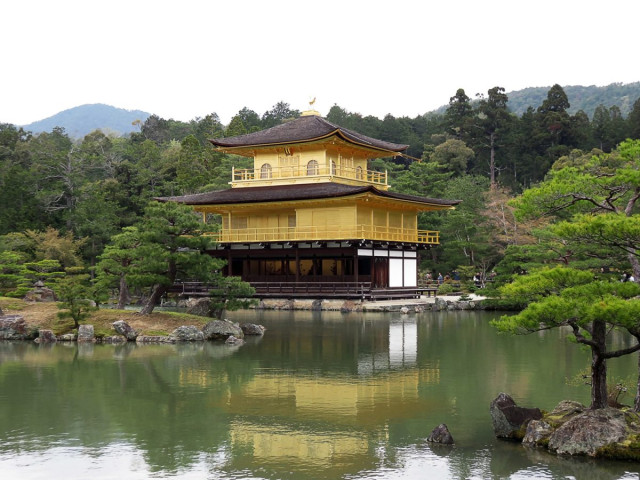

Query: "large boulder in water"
<box><xmin>427</xmin><ymin>424</ymin><xmax>454</xmax><ymax>445</ymax></box>
<box><xmin>77</xmin><ymin>324</ymin><xmax>95</xmax><ymax>343</ymax></box>
<box><xmin>35</xmin><ymin>329</ymin><xmax>57</xmax><ymax>344</ymax></box>
<box><xmin>490</xmin><ymin>392</ymin><xmax>542</xmax><ymax>440</ymax></box>
<box><xmin>240</xmin><ymin>323</ymin><xmax>265</xmax><ymax>336</ymax></box>
<box><xmin>548</xmin><ymin>407</ymin><xmax>633</xmax><ymax>456</ymax></box>
<box><xmin>202</xmin><ymin>319</ymin><xmax>244</xmax><ymax>341</ymax></box>
<box><xmin>169</xmin><ymin>325</ymin><xmax>204</xmax><ymax>342</ymax></box>
<box><xmin>0</xmin><ymin>315</ymin><xmax>29</xmax><ymax>340</ymax></box>
<box><xmin>524</xmin><ymin>400</ymin><xmax>586</xmax><ymax>447</ymax></box>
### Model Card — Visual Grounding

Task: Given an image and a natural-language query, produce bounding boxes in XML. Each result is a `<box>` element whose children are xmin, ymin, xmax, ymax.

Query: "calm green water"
<box><xmin>1</xmin><ymin>310</ymin><xmax>639</xmax><ymax>480</ymax></box>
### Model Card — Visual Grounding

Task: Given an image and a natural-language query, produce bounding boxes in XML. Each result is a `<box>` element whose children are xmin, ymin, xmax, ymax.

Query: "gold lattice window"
<box><xmin>278</xmin><ymin>155</ymin><xmax>299</xmax><ymax>176</ymax></box>
<box><xmin>340</xmin><ymin>156</ymin><xmax>354</xmax><ymax>176</ymax></box>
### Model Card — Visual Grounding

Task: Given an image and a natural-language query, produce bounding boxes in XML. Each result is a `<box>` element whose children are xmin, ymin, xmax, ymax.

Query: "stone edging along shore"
<box><xmin>254</xmin><ymin>295</ymin><xmax>486</xmax><ymax>313</ymax></box>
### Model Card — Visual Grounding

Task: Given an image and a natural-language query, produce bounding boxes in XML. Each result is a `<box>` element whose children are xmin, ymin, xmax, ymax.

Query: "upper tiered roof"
<box><xmin>210</xmin><ymin>113</ymin><xmax>408</xmax><ymax>157</ymax></box>
<box><xmin>159</xmin><ymin>182</ymin><xmax>460</xmax><ymax>209</ymax></box>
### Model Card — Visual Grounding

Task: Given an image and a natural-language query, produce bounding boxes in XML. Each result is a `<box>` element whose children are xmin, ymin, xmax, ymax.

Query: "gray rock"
<box><xmin>0</xmin><ymin>315</ymin><xmax>29</xmax><ymax>340</ymax></box>
<box><xmin>169</xmin><ymin>325</ymin><xmax>204</xmax><ymax>342</ymax></box>
<box><xmin>548</xmin><ymin>408</ymin><xmax>631</xmax><ymax>456</ymax></box>
<box><xmin>185</xmin><ymin>297</ymin><xmax>213</xmax><ymax>317</ymax></box>
<box><xmin>35</xmin><ymin>329</ymin><xmax>57</xmax><ymax>344</ymax></box>
<box><xmin>490</xmin><ymin>392</ymin><xmax>542</xmax><ymax>440</ymax></box>
<box><xmin>77</xmin><ymin>324</ymin><xmax>95</xmax><ymax>343</ymax></box>
<box><xmin>57</xmin><ymin>333</ymin><xmax>76</xmax><ymax>342</ymax></box>
<box><xmin>522</xmin><ymin>419</ymin><xmax>554</xmax><ymax>446</ymax></box>
<box><xmin>400</xmin><ymin>306</ymin><xmax>410</xmax><ymax>314</ymax></box>
<box><xmin>112</xmin><ymin>320</ymin><xmax>138</xmax><ymax>341</ymax></box>
<box><xmin>225</xmin><ymin>335</ymin><xmax>245</xmax><ymax>345</ymax></box>
<box><xmin>240</xmin><ymin>323</ymin><xmax>265</xmax><ymax>336</ymax></box>
<box><xmin>202</xmin><ymin>319</ymin><xmax>244</xmax><ymax>340</ymax></box>
<box><xmin>549</xmin><ymin>400</ymin><xmax>586</xmax><ymax>419</ymax></box>
<box><xmin>311</xmin><ymin>299</ymin><xmax>323</xmax><ymax>311</ymax></box>
<box><xmin>433</xmin><ymin>297</ymin><xmax>448</xmax><ymax>311</ymax></box>
<box><xmin>427</xmin><ymin>424</ymin><xmax>454</xmax><ymax>445</ymax></box>
<box><xmin>23</xmin><ymin>286</ymin><xmax>57</xmax><ymax>302</ymax></box>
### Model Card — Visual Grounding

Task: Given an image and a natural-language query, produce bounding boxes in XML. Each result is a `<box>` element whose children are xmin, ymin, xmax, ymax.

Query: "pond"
<box><xmin>0</xmin><ymin>310</ymin><xmax>639</xmax><ymax>479</ymax></box>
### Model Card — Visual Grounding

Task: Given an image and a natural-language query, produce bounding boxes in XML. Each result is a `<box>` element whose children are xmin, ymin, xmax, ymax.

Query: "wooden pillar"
<box><xmin>295</xmin><ymin>247</ymin><xmax>300</xmax><ymax>283</ymax></box>
<box><xmin>354</xmin><ymin>249</ymin><xmax>359</xmax><ymax>285</ymax></box>
<box><xmin>371</xmin><ymin>252</ymin><xmax>376</xmax><ymax>287</ymax></box>
<box><xmin>227</xmin><ymin>249</ymin><xmax>233</xmax><ymax>276</ymax></box>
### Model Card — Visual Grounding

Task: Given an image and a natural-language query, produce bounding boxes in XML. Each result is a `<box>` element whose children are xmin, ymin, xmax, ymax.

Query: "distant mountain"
<box><xmin>433</xmin><ymin>82</ymin><xmax>640</xmax><ymax>119</ymax></box>
<box><xmin>22</xmin><ymin>104</ymin><xmax>151</xmax><ymax>138</ymax></box>
<box><xmin>19</xmin><ymin>83</ymin><xmax>640</xmax><ymax>139</ymax></box>
<box><xmin>506</xmin><ymin>82</ymin><xmax>640</xmax><ymax>118</ymax></box>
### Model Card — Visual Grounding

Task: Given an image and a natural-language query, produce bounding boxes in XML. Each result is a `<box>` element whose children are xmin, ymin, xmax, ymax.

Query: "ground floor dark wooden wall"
<box><xmin>206</xmin><ymin>241</ymin><xmax>429</xmax><ymax>298</ymax></box>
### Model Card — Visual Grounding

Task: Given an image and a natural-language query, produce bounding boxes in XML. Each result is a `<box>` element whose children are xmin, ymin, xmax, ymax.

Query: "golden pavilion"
<box><xmin>164</xmin><ymin>109</ymin><xmax>459</xmax><ymax>299</ymax></box>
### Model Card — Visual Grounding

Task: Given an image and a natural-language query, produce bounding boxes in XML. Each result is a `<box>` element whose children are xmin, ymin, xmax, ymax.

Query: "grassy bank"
<box><xmin>0</xmin><ymin>297</ymin><xmax>209</xmax><ymax>338</ymax></box>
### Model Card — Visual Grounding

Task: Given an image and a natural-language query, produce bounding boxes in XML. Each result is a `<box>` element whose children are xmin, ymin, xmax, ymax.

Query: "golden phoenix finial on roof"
<box><xmin>309</xmin><ymin>97</ymin><xmax>316</xmax><ymax>107</ymax></box>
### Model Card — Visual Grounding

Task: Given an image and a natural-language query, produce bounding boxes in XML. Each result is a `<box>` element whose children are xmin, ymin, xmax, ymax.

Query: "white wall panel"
<box><xmin>404</xmin><ymin>259</ymin><xmax>417</xmax><ymax>287</ymax></box>
<box><xmin>390</xmin><ymin>258</ymin><xmax>403</xmax><ymax>287</ymax></box>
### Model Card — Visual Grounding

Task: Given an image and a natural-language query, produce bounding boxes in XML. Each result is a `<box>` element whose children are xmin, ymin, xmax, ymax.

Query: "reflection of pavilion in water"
<box><xmin>206</xmin><ymin>319</ymin><xmax>441</xmax><ymax>474</ymax></box>
<box><xmin>357</xmin><ymin>319</ymin><xmax>425</xmax><ymax>375</ymax></box>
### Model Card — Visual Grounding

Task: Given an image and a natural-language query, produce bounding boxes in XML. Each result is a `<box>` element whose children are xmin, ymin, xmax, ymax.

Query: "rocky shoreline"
<box><xmin>253</xmin><ymin>295</ymin><xmax>486</xmax><ymax>313</ymax></box>
<box><xmin>490</xmin><ymin>392</ymin><xmax>640</xmax><ymax>461</ymax></box>
<box><xmin>0</xmin><ymin>315</ymin><xmax>264</xmax><ymax>345</ymax></box>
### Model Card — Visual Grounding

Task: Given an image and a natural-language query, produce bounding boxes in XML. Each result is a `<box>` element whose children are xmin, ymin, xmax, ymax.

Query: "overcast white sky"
<box><xmin>2</xmin><ymin>0</ymin><xmax>639</xmax><ymax>126</ymax></box>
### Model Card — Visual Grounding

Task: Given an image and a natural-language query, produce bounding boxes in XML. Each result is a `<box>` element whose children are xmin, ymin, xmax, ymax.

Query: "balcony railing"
<box><xmin>202</xmin><ymin>225</ymin><xmax>439</xmax><ymax>245</ymax></box>
<box><xmin>232</xmin><ymin>164</ymin><xmax>387</xmax><ymax>186</ymax></box>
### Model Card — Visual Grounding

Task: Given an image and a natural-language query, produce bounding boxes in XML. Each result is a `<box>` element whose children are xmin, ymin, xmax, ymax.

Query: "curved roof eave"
<box><xmin>210</xmin><ymin>115</ymin><xmax>408</xmax><ymax>154</ymax></box>
<box><xmin>156</xmin><ymin>183</ymin><xmax>461</xmax><ymax>209</ymax></box>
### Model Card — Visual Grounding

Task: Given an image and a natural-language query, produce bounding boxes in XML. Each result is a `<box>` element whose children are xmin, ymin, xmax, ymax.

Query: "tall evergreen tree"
<box><xmin>444</xmin><ymin>88</ymin><xmax>474</xmax><ymax>141</ymax></box>
<box><xmin>628</xmin><ymin>98</ymin><xmax>640</xmax><ymax>139</ymax></box>
<box><xmin>535</xmin><ymin>84</ymin><xmax>574</xmax><ymax>155</ymax></box>
<box><xmin>474</xmin><ymin>87</ymin><xmax>513</xmax><ymax>187</ymax></box>
<box><xmin>261</xmin><ymin>102</ymin><xmax>300</xmax><ymax>128</ymax></box>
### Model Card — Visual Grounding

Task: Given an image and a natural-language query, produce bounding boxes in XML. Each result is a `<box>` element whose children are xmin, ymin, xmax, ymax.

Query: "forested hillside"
<box><xmin>17</xmin><ymin>83</ymin><xmax>640</xmax><ymax>140</ymax></box>
<box><xmin>1</xmin><ymin>83</ymin><xmax>640</xmax><ymax>300</ymax></box>
<box><xmin>506</xmin><ymin>82</ymin><xmax>640</xmax><ymax>117</ymax></box>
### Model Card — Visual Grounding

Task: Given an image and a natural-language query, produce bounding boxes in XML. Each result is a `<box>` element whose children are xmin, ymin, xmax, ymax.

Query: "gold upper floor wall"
<box><xmin>197</xmin><ymin>196</ymin><xmax>440</xmax><ymax>245</ymax></box>
<box><xmin>230</xmin><ymin>141</ymin><xmax>389</xmax><ymax>189</ymax></box>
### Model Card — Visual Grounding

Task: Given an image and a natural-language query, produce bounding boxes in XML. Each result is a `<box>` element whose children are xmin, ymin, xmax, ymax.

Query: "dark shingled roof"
<box><xmin>210</xmin><ymin>115</ymin><xmax>408</xmax><ymax>153</ymax></box>
<box><xmin>158</xmin><ymin>183</ymin><xmax>460</xmax><ymax>208</ymax></box>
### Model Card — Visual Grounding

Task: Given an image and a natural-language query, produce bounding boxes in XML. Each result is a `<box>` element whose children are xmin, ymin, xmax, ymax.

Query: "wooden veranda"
<box><xmin>172</xmin><ymin>281</ymin><xmax>438</xmax><ymax>300</ymax></box>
